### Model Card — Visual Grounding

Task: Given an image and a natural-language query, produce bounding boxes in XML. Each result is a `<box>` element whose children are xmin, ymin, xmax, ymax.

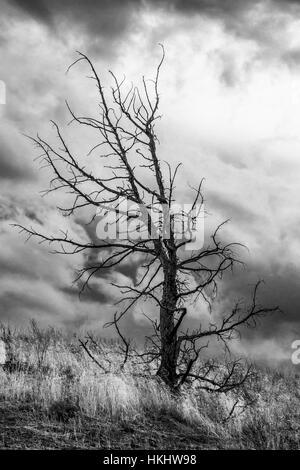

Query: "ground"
<box><xmin>0</xmin><ymin>323</ymin><xmax>299</xmax><ymax>450</ymax></box>
<box><xmin>0</xmin><ymin>401</ymin><xmax>219</xmax><ymax>450</ymax></box>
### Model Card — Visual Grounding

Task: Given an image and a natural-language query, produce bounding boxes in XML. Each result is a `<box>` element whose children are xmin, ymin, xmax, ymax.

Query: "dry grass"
<box><xmin>0</xmin><ymin>322</ymin><xmax>299</xmax><ymax>449</ymax></box>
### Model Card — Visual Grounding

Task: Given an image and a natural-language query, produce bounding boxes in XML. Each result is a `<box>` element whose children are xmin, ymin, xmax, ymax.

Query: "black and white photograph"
<box><xmin>1</xmin><ymin>0</ymin><xmax>300</xmax><ymax>456</ymax></box>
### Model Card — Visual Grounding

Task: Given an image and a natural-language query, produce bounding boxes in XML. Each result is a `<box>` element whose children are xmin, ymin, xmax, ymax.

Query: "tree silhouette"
<box><xmin>16</xmin><ymin>47</ymin><xmax>279</xmax><ymax>389</ymax></box>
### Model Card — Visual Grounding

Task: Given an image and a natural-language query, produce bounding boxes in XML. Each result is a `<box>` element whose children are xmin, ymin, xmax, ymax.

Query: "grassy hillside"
<box><xmin>0</xmin><ymin>322</ymin><xmax>299</xmax><ymax>450</ymax></box>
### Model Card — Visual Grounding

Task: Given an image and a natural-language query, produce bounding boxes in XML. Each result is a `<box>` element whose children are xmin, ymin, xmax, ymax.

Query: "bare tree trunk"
<box><xmin>17</xmin><ymin>49</ymin><xmax>280</xmax><ymax>394</ymax></box>
<box><xmin>157</xmin><ymin>265</ymin><xmax>178</xmax><ymax>387</ymax></box>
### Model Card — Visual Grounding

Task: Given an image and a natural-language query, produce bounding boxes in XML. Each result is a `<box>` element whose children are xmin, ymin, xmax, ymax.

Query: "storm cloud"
<box><xmin>1</xmin><ymin>0</ymin><xmax>300</xmax><ymax>364</ymax></box>
<box><xmin>5</xmin><ymin>0</ymin><xmax>300</xmax><ymax>50</ymax></box>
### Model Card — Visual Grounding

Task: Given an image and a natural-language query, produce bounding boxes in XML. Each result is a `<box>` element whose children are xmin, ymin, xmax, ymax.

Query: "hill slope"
<box><xmin>0</xmin><ymin>323</ymin><xmax>299</xmax><ymax>449</ymax></box>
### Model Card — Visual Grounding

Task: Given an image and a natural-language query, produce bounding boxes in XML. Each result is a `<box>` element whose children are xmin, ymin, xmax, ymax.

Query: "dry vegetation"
<box><xmin>0</xmin><ymin>322</ymin><xmax>299</xmax><ymax>450</ymax></box>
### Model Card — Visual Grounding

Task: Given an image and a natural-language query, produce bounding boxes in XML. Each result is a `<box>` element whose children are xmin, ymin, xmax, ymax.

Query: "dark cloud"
<box><xmin>208</xmin><ymin>191</ymin><xmax>259</xmax><ymax>225</ymax></box>
<box><xmin>0</xmin><ymin>290</ymin><xmax>54</xmax><ymax>317</ymax></box>
<box><xmin>9</xmin><ymin>0</ymin><xmax>140</xmax><ymax>47</ymax></box>
<box><xmin>8</xmin><ymin>0</ymin><xmax>259</xmax><ymax>27</ymax></box>
<box><xmin>75</xmin><ymin>216</ymin><xmax>143</xmax><ymax>284</ymax></box>
<box><xmin>12</xmin><ymin>0</ymin><xmax>52</xmax><ymax>22</ymax></box>
<box><xmin>6</xmin><ymin>0</ymin><xmax>300</xmax><ymax>46</ymax></box>
<box><xmin>215</xmin><ymin>260</ymin><xmax>300</xmax><ymax>360</ymax></box>
<box><xmin>0</xmin><ymin>145</ymin><xmax>33</xmax><ymax>181</ymax></box>
<box><xmin>281</xmin><ymin>48</ymin><xmax>300</xmax><ymax>67</ymax></box>
<box><xmin>61</xmin><ymin>284</ymin><xmax>111</xmax><ymax>305</ymax></box>
<box><xmin>23</xmin><ymin>209</ymin><xmax>43</xmax><ymax>225</ymax></box>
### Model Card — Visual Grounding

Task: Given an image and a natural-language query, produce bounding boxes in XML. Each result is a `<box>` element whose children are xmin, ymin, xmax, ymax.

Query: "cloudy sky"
<box><xmin>1</xmin><ymin>0</ymin><xmax>300</xmax><ymax>364</ymax></box>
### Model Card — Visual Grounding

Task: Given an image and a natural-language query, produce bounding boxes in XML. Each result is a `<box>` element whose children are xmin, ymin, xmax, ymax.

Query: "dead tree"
<box><xmin>16</xmin><ymin>47</ymin><xmax>279</xmax><ymax>389</ymax></box>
